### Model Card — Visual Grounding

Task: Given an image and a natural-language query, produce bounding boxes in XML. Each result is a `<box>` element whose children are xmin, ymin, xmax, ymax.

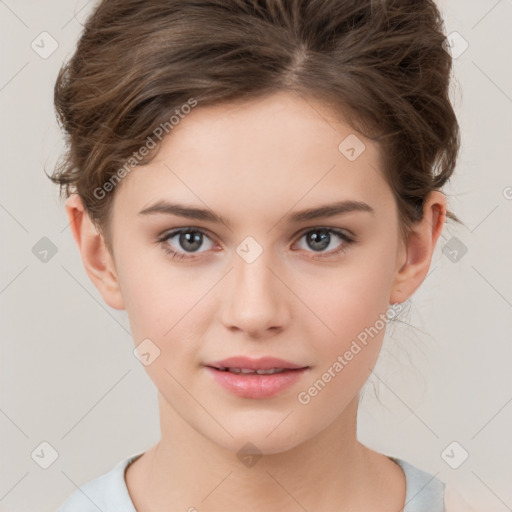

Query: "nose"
<box><xmin>219</xmin><ymin>247</ymin><xmax>290</xmax><ymax>339</ymax></box>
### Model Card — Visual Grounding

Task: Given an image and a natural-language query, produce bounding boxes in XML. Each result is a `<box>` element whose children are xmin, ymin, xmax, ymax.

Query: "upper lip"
<box><xmin>205</xmin><ymin>356</ymin><xmax>309</xmax><ymax>371</ymax></box>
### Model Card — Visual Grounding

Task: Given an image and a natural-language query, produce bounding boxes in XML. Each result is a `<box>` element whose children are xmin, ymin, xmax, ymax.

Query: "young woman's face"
<box><xmin>107</xmin><ymin>91</ymin><xmax>407</xmax><ymax>454</ymax></box>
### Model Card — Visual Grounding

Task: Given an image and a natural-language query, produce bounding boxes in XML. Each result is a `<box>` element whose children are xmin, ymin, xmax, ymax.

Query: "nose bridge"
<box><xmin>235</xmin><ymin>246</ymin><xmax>274</xmax><ymax>295</ymax></box>
<box><xmin>220</xmin><ymin>240</ymin><xmax>287</xmax><ymax>334</ymax></box>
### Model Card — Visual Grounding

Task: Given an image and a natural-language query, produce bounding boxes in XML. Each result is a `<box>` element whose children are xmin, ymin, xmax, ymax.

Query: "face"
<box><xmin>100</xmin><ymin>91</ymin><xmax>408</xmax><ymax>454</ymax></box>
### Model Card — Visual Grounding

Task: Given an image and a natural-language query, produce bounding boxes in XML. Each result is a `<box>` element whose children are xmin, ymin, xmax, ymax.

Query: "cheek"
<box><xmin>295</xmin><ymin>267</ymin><xmax>391</xmax><ymax>416</ymax></box>
<box><xmin>116</xmin><ymin>238</ymin><xmax>194</xmax><ymax>327</ymax></box>
<box><xmin>297</xmin><ymin>248</ymin><xmax>396</xmax><ymax>393</ymax></box>
<box><xmin>304</xmin><ymin>255</ymin><xmax>394</xmax><ymax>340</ymax></box>
<box><xmin>119</xmin><ymin>256</ymin><xmax>214</xmax><ymax>363</ymax></box>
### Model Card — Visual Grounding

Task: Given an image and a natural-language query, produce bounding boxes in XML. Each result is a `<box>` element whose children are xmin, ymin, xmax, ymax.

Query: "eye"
<box><xmin>294</xmin><ymin>227</ymin><xmax>355</xmax><ymax>258</ymax></box>
<box><xmin>157</xmin><ymin>228</ymin><xmax>216</xmax><ymax>261</ymax></box>
<box><xmin>157</xmin><ymin>226</ymin><xmax>355</xmax><ymax>262</ymax></box>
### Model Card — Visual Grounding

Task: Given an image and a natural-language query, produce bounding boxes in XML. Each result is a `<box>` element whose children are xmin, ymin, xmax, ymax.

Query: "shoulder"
<box><xmin>391</xmin><ymin>457</ymin><xmax>446</xmax><ymax>512</ymax></box>
<box><xmin>57</xmin><ymin>452</ymin><xmax>144</xmax><ymax>512</ymax></box>
<box><xmin>392</xmin><ymin>458</ymin><xmax>476</xmax><ymax>512</ymax></box>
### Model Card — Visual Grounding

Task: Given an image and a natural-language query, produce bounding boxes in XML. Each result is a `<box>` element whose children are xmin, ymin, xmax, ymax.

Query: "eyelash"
<box><xmin>157</xmin><ymin>226</ymin><xmax>356</xmax><ymax>262</ymax></box>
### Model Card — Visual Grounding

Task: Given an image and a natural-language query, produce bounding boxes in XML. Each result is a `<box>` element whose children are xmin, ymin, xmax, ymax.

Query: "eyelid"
<box><xmin>158</xmin><ymin>225</ymin><xmax>215</xmax><ymax>240</ymax></box>
<box><xmin>294</xmin><ymin>225</ymin><xmax>355</xmax><ymax>240</ymax></box>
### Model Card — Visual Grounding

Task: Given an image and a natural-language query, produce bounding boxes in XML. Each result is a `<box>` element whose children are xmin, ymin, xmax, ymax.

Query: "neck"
<box><xmin>125</xmin><ymin>394</ymin><xmax>404</xmax><ymax>511</ymax></box>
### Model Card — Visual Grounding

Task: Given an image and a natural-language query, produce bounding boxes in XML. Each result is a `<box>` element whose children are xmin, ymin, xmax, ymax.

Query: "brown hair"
<box><xmin>48</xmin><ymin>0</ymin><xmax>462</xmax><ymax>254</ymax></box>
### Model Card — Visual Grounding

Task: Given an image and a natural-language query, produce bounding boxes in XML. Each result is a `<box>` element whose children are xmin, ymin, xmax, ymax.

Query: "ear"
<box><xmin>65</xmin><ymin>194</ymin><xmax>125</xmax><ymax>310</ymax></box>
<box><xmin>390</xmin><ymin>191</ymin><xmax>447</xmax><ymax>304</ymax></box>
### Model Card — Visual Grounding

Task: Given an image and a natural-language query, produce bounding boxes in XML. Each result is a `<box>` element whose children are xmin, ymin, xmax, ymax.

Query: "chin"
<box><xmin>221</xmin><ymin>433</ymin><xmax>303</xmax><ymax>457</ymax></box>
<box><xmin>199</xmin><ymin>416</ymin><xmax>315</xmax><ymax>457</ymax></box>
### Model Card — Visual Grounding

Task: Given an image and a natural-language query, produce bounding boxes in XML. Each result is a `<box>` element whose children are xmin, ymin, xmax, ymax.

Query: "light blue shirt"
<box><xmin>58</xmin><ymin>452</ymin><xmax>445</xmax><ymax>511</ymax></box>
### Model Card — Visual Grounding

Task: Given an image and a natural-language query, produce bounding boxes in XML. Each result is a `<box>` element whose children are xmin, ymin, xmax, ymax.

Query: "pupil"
<box><xmin>180</xmin><ymin>231</ymin><xmax>202</xmax><ymax>252</ymax></box>
<box><xmin>308</xmin><ymin>230</ymin><xmax>330</xmax><ymax>251</ymax></box>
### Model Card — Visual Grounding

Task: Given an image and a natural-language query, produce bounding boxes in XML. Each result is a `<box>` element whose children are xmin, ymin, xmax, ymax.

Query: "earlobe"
<box><xmin>390</xmin><ymin>192</ymin><xmax>447</xmax><ymax>304</ymax></box>
<box><xmin>65</xmin><ymin>194</ymin><xmax>126</xmax><ymax>310</ymax></box>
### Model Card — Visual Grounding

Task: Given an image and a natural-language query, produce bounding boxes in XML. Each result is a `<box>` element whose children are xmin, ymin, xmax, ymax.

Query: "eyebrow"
<box><xmin>138</xmin><ymin>199</ymin><xmax>374</xmax><ymax>227</ymax></box>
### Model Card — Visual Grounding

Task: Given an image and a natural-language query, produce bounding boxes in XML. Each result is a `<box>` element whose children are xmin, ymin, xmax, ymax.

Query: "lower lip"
<box><xmin>205</xmin><ymin>367</ymin><xmax>308</xmax><ymax>399</ymax></box>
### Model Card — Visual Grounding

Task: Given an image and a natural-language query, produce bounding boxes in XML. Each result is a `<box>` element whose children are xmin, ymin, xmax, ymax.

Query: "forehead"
<box><xmin>112</xmin><ymin>91</ymin><xmax>394</xmax><ymax>226</ymax></box>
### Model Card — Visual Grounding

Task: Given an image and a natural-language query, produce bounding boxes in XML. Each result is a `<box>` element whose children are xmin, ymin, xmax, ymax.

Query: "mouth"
<box><xmin>205</xmin><ymin>355</ymin><xmax>309</xmax><ymax>372</ymax></box>
<box><xmin>206</xmin><ymin>366</ymin><xmax>305</xmax><ymax>375</ymax></box>
<box><xmin>203</xmin><ymin>356</ymin><xmax>310</xmax><ymax>399</ymax></box>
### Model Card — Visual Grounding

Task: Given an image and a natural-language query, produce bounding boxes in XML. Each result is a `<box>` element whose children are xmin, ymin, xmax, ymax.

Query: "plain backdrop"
<box><xmin>1</xmin><ymin>1</ymin><xmax>511</xmax><ymax>511</ymax></box>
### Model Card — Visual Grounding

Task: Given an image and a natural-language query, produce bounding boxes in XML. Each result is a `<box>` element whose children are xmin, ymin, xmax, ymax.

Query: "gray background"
<box><xmin>1</xmin><ymin>0</ymin><xmax>511</xmax><ymax>510</ymax></box>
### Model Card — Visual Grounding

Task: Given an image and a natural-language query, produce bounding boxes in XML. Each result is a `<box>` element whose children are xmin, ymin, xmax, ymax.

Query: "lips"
<box><xmin>204</xmin><ymin>356</ymin><xmax>310</xmax><ymax>399</ymax></box>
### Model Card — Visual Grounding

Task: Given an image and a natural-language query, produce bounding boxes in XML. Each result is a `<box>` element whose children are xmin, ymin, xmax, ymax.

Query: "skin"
<box><xmin>66</xmin><ymin>90</ymin><xmax>446</xmax><ymax>511</ymax></box>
